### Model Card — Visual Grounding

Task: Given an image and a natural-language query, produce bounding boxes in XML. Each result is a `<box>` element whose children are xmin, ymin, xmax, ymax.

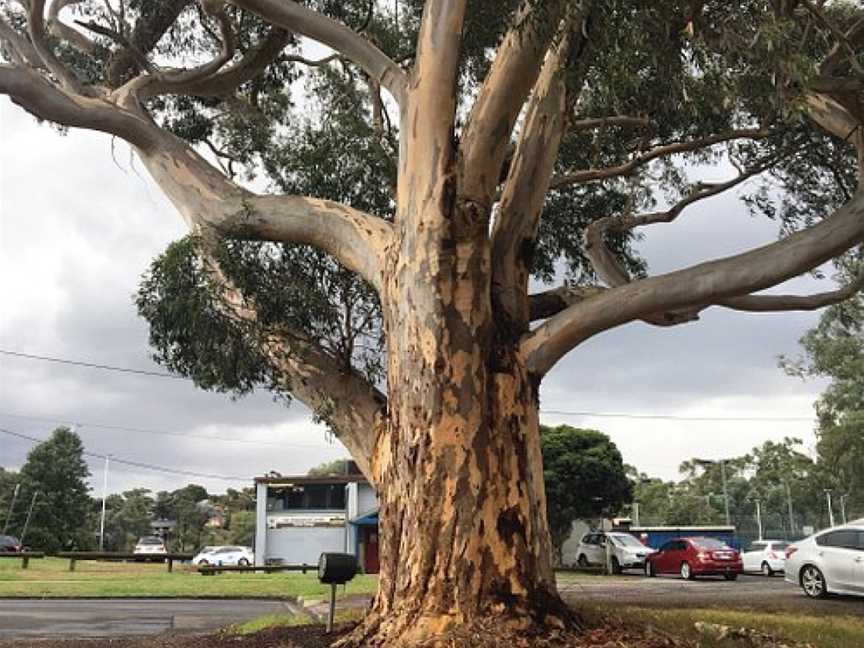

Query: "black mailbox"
<box><xmin>318</xmin><ymin>552</ymin><xmax>358</xmax><ymax>584</ymax></box>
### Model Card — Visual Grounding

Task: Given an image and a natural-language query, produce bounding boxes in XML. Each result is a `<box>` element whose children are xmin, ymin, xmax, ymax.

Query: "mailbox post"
<box><xmin>317</xmin><ymin>553</ymin><xmax>358</xmax><ymax>633</ymax></box>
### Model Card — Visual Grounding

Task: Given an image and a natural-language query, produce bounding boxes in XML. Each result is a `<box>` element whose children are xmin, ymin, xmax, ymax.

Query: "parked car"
<box><xmin>0</xmin><ymin>535</ymin><xmax>22</xmax><ymax>552</ymax></box>
<box><xmin>784</xmin><ymin>521</ymin><xmax>864</xmax><ymax>598</ymax></box>
<box><xmin>192</xmin><ymin>546</ymin><xmax>254</xmax><ymax>567</ymax></box>
<box><xmin>645</xmin><ymin>536</ymin><xmax>742</xmax><ymax>580</ymax></box>
<box><xmin>574</xmin><ymin>531</ymin><xmax>654</xmax><ymax>573</ymax></box>
<box><xmin>741</xmin><ymin>539</ymin><xmax>789</xmax><ymax>576</ymax></box>
<box><xmin>133</xmin><ymin>535</ymin><xmax>167</xmax><ymax>558</ymax></box>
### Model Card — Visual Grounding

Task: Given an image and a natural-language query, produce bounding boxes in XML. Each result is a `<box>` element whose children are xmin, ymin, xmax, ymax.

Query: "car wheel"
<box><xmin>723</xmin><ymin>572</ymin><xmax>738</xmax><ymax>581</ymax></box>
<box><xmin>680</xmin><ymin>561</ymin><xmax>694</xmax><ymax>580</ymax></box>
<box><xmin>761</xmin><ymin>561</ymin><xmax>773</xmax><ymax>577</ymax></box>
<box><xmin>611</xmin><ymin>557</ymin><xmax>622</xmax><ymax>575</ymax></box>
<box><xmin>577</xmin><ymin>555</ymin><xmax>589</xmax><ymax>568</ymax></box>
<box><xmin>801</xmin><ymin>565</ymin><xmax>827</xmax><ymax>599</ymax></box>
<box><xmin>644</xmin><ymin>561</ymin><xmax>656</xmax><ymax>578</ymax></box>
<box><xmin>238</xmin><ymin>558</ymin><xmax>250</xmax><ymax>567</ymax></box>
<box><xmin>199</xmin><ymin>559</ymin><xmax>209</xmax><ymax>566</ymax></box>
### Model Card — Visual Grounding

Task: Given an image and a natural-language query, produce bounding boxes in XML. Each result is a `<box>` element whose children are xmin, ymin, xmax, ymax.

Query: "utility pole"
<box><xmin>839</xmin><ymin>494</ymin><xmax>849</xmax><ymax>525</ymax></box>
<box><xmin>2</xmin><ymin>483</ymin><xmax>20</xmax><ymax>534</ymax></box>
<box><xmin>99</xmin><ymin>455</ymin><xmax>111</xmax><ymax>551</ymax></box>
<box><xmin>783</xmin><ymin>480</ymin><xmax>796</xmax><ymax>537</ymax></box>
<box><xmin>824</xmin><ymin>489</ymin><xmax>835</xmax><ymax>527</ymax></box>
<box><xmin>754</xmin><ymin>499</ymin><xmax>763</xmax><ymax>540</ymax></box>
<box><xmin>632</xmin><ymin>502</ymin><xmax>640</xmax><ymax>527</ymax></box>
<box><xmin>19</xmin><ymin>491</ymin><xmax>38</xmax><ymax>545</ymax></box>
<box><xmin>720</xmin><ymin>460</ymin><xmax>730</xmax><ymax>526</ymax></box>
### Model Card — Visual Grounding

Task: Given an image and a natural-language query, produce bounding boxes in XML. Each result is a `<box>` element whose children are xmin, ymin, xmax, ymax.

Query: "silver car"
<box><xmin>784</xmin><ymin>520</ymin><xmax>864</xmax><ymax>598</ymax></box>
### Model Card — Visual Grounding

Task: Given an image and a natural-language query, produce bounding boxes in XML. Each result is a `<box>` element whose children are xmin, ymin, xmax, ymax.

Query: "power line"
<box><xmin>0</xmin><ymin>427</ymin><xmax>251</xmax><ymax>482</ymax></box>
<box><xmin>0</xmin><ymin>411</ymin><xmax>343</xmax><ymax>451</ymax></box>
<box><xmin>3</xmin><ymin>348</ymin><xmax>819</xmax><ymax>424</ymax></box>
<box><xmin>539</xmin><ymin>409</ymin><xmax>815</xmax><ymax>423</ymax></box>
<box><xmin>0</xmin><ymin>350</ymin><xmax>183</xmax><ymax>380</ymax></box>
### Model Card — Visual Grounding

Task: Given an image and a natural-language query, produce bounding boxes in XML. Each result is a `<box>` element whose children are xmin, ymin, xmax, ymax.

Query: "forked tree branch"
<box><xmin>27</xmin><ymin>0</ymin><xmax>86</xmax><ymax>93</ymax></box>
<box><xmin>522</xmin><ymin>189</ymin><xmax>864</xmax><ymax>376</ymax></box>
<box><xmin>228</xmin><ymin>0</ymin><xmax>408</xmax><ymax>105</ymax></box>
<box><xmin>47</xmin><ymin>0</ymin><xmax>98</xmax><ymax>54</ymax></box>
<box><xmin>459</xmin><ymin>0</ymin><xmax>568</xmax><ymax>205</ymax></box>
<box><xmin>491</xmin><ymin>25</ymin><xmax>579</xmax><ymax>330</ymax></box>
<box><xmin>718</xmin><ymin>272</ymin><xmax>864</xmax><ymax>312</ymax></box>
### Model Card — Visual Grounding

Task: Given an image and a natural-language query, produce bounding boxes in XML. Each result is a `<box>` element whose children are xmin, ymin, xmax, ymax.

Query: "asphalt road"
<box><xmin>558</xmin><ymin>572</ymin><xmax>864</xmax><ymax>615</ymax></box>
<box><xmin>0</xmin><ymin>599</ymin><xmax>298</xmax><ymax>638</ymax></box>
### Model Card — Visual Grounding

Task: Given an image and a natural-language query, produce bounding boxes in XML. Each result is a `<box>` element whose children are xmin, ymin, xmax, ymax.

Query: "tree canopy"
<box><xmin>540</xmin><ymin>425</ymin><xmax>632</xmax><ymax>557</ymax></box>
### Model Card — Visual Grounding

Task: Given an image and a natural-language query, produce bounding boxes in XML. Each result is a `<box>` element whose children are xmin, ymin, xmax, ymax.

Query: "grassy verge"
<box><xmin>0</xmin><ymin>557</ymin><xmax>378</xmax><ymax>599</ymax></box>
<box><xmin>227</xmin><ymin>608</ymin><xmax>365</xmax><ymax>635</ymax></box>
<box><xmin>578</xmin><ymin>604</ymin><xmax>864</xmax><ymax>648</ymax></box>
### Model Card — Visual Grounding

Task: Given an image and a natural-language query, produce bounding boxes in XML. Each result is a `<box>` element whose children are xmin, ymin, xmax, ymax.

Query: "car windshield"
<box><xmin>692</xmin><ymin>538</ymin><xmax>729</xmax><ymax>549</ymax></box>
<box><xmin>139</xmin><ymin>537</ymin><xmax>163</xmax><ymax>545</ymax></box>
<box><xmin>0</xmin><ymin>535</ymin><xmax>19</xmax><ymax>545</ymax></box>
<box><xmin>610</xmin><ymin>534</ymin><xmax>643</xmax><ymax>548</ymax></box>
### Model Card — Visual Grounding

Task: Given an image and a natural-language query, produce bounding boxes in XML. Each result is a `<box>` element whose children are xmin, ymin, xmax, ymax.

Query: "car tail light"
<box><xmin>785</xmin><ymin>546</ymin><xmax>798</xmax><ymax>559</ymax></box>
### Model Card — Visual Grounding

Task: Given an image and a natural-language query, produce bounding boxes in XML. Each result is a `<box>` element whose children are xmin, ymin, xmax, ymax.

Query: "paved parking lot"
<box><xmin>558</xmin><ymin>572</ymin><xmax>864</xmax><ymax>615</ymax></box>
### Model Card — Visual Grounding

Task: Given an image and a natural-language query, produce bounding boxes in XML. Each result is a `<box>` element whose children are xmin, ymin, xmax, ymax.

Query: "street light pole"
<box><xmin>720</xmin><ymin>460</ymin><xmax>731</xmax><ymax>526</ymax></box>
<box><xmin>839</xmin><ymin>494</ymin><xmax>849</xmax><ymax>525</ymax></box>
<box><xmin>824</xmin><ymin>489</ymin><xmax>835</xmax><ymax>527</ymax></box>
<box><xmin>754</xmin><ymin>499</ymin><xmax>763</xmax><ymax>540</ymax></box>
<box><xmin>2</xmin><ymin>483</ymin><xmax>20</xmax><ymax>535</ymax></box>
<box><xmin>783</xmin><ymin>480</ymin><xmax>796</xmax><ymax>537</ymax></box>
<box><xmin>99</xmin><ymin>455</ymin><xmax>111</xmax><ymax>551</ymax></box>
<box><xmin>20</xmin><ymin>491</ymin><xmax>38</xmax><ymax>545</ymax></box>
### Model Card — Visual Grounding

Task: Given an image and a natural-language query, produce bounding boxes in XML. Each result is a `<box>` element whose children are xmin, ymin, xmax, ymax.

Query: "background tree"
<box><xmin>2</xmin><ymin>1</ymin><xmax>864</xmax><ymax>643</ymax></box>
<box><xmin>0</xmin><ymin>467</ymin><xmax>20</xmax><ymax>535</ymax></box>
<box><xmin>8</xmin><ymin>428</ymin><xmax>92</xmax><ymax>551</ymax></box>
<box><xmin>98</xmin><ymin>488</ymin><xmax>155</xmax><ymax>552</ymax></box>
<box><xmin>784</xmin><ymin>260</ymin><xmax>864</xmax><ymax>521</ymax></box>
<box><xmin>307</xmin><ymin>458</ymin><xmax>353</xmax><ymax>477</ymax></box>
<box><xmin>540</xmin><ymin>425</ymin><xmax>631</xmax><ymax>560</ymax></box>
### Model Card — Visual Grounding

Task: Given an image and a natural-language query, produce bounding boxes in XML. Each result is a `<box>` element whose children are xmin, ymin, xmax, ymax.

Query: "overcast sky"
<box><xmin>0</xmin><ymin>96</ymin><xmax>832</xmax><ymax>498</ymax></box>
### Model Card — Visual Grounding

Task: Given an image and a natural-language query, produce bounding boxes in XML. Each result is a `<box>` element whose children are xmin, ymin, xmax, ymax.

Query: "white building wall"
<box><xmin>254</xmin><ymin>482</ymin><xmax>268</xmax><ymax>566</ymax></box>
<box><xmin>357</xmin><ymin>483</ymin><xmax>377</xmax><ymax>515</ymax></box>
<box><xmin>266</xmin><ymin>527</ymin><xmax>346</xmax><ymax>564</ymax></box>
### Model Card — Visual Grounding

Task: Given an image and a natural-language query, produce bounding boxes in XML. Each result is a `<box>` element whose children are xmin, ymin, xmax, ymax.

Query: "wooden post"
<box><xmin>167</xmin><ymin>558</ymin><xmax>174</xmax><ymax>573</ymax></box>
<box><xmin>69</xmin><ymin>559</ymin><xmax>76</xmax><ymax>572</ymax></box>
<box><xmin>22</xmin><ymin>556</ymin><xmax>29</xmax><ymax>570</ymax></box>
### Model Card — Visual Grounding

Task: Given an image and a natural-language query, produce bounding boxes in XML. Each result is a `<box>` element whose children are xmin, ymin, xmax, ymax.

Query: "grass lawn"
<box><xmin>578</xmin><ymin>604</ymin><xmax>864</xmax><ymax>648</ymax></box>
<box><xmin>0</xmin><ymin>557</ymin><xmax>378</xmax><ymax>599</ymax></box>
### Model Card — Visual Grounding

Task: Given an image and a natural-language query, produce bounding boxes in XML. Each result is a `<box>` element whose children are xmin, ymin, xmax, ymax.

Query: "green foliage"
<box><xmin>7</xmin><ymin>428</ymin><xmax>93</xmax><ymax>552</ymax></box>
<box><xmin>100</xmin><ymin>489</ymin><xmax>156</xmax><ymax>552</ymax></box>
<box><xmin>783</xmin><ymin>260</ymin><xmax>864</xmax><ymax>519</ymax></box>
<box><xmin>307</xmin><ymin>458</ymin><xmax>352</xmax><ymax>477</ymax></box>
<box><xmin>540</xmin><ymin>425</ymin><xmax>632</xmax><ymax>555</ymax></box>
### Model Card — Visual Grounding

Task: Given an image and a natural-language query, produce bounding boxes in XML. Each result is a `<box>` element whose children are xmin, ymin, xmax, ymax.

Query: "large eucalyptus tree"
<box><xmin>2</xmin><ymin>0</ymin><xmax>863</xmax><ymax>645</ymax></box>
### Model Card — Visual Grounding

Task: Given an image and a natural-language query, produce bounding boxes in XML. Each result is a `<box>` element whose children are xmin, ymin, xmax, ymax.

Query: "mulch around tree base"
<box><xmin>0</xmin><ymin>622</ymin><xmax>694</xmax><ymax>648</ymax></box>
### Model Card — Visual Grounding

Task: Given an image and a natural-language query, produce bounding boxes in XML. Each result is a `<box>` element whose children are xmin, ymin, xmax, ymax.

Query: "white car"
<box><xmin>741</xmin><ymin>539</ymin><xmax>789</xmax><ymax>576</ymax></box>
<box><xmin>785</xmin><ymin>521</ymin><xmax>864</xmax><ymax>598</ymax></box>
<box><xmin>192</xmin><ymin>545</ymin><xmax>254</xmax><ymax>567</ymax></box>
<box><xmin>573</xmin><ymin>531</ymin><xmax>655</xmax><ymax>573</ymax></box>
<box><xmin>133</xmin><ymin>536</ymin><xmax>167</xmax><ymax>558</ymax></box>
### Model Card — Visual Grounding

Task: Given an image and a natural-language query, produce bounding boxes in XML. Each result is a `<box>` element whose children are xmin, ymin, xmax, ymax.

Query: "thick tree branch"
<box><xmin>397</xmin><ymin>0</ymin><xmax>467</xmax><ymax>223</ymax></box>
<box><xmin>228</xmin><ymin>0</ymin><xmax>407</xmax><ymax>105</ymax></box>
<box><xmin>491</xmin><ymin>26</ymin><xmax>578</xmax><ymax>331</ymax></box>
<box><xmin>137</xmin><ymin>133</ymin><xmax>394</xmax><ymax>293</ymax></box>
<box><xmin>522</xmin><ymin>189</ymin><xmax>864</xmax><ymax>376</ymax></box>
<box><xmin>718</xmin><ymin>273</ymin><xmax>864</xmax><ymax>312</ymax></box>
<box><xmin>459</xmin><ymin>0</ymin><xmax>567</xmax><ymax>205</ymax></box>
<box><xmin>27</xmin><ymin>0</ymin><xmax>85</xmax><ymax>93</ymax></box>
<box><xmin>528</xmin><ymin>285</ymin><xmax>605</xmax><ymax>321</ymax></box>
<box><xmin>0</xmin><ymin>64</ymin><xmax>156</xmax><ymax>149</ymax></box>
<box><xmin>549</xmin><ymin>128</ymin><xmax>769</xmax><ymax>189</ymax></box>
<box><xmin>47</xmin><ymin>0</ymin><xmax>98</xmax><ymax>54</ymax></box>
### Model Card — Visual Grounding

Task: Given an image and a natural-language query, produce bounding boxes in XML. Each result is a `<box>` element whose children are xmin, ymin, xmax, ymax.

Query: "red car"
<box><xmin>644</xmin><ymin>536</ymin><xmax>742</xmax><ymax>580</ymax></box>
